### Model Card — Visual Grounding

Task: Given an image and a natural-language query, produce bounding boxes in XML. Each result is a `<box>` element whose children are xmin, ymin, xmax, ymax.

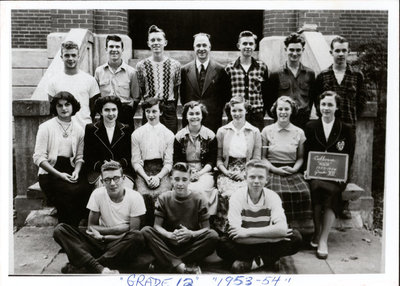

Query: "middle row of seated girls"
<box><xmin>82</xmin><ymin>93</ymin><xmax>312</xmax><ymax>232</ymax></box>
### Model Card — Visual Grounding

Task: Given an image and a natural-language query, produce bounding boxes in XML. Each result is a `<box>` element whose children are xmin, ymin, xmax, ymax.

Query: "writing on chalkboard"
<box><xmin>306</xmin><ymin>151</ymin><xmax>349</xmax><ymax>182</ymax></box>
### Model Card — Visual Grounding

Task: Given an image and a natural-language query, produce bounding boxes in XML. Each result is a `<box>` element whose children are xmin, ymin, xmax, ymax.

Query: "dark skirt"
<box><xmin>309</xmin><ymin>179</ymin><xmax>346</xmax><ymax>217</ymax></box>
<box><xmin>38</xmin><ymin>156</ymin><xmax>91</xmax><ymax>227</ymax></box>
<box><xmin>135</xmin><ymin>159</ymin><xmax>172</xmax><ymax>227</ymax></box>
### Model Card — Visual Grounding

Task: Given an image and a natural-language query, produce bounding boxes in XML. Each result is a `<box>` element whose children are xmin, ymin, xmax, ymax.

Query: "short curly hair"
<box><xmin>316</xmin><ymin>91</ymin><xmax>342</xmax><ymax>118</ymax></box>
<box><xmin>284</xmin><ymin>33</ymin><xmax>306</xmax><ymax>47</ymax></box>
<box><xmin>61</xmin><ymin>41</ymin><xmax>79</xmax><ymax>55</ymax></box>
<box><xmin>95</xmin><ymin>96</ymin><xmax>122</xmax><ymax>116</ymax></box>
<box><xmin>49</xmin><ymin>91</ymin><xmax>81</xmax><ymax>116</ymax></box>
<box><xmin>181</xmin><ymin>101</ymin><xmax>208</xmax><ymax>127</ymax></box>
<box><xmin>269</xmin><ymin>96</ymin><xmax>298</xmax><ymax>122</ymax></box>
<box><xmin>224</xmin><ymin>96</ymin><xmax>252</xmax><ymax>118</ymax></box>
<box><xmin>101</xmin><ymin>160</ymin><xmax>123</xmax><ymax>175</ymax></box>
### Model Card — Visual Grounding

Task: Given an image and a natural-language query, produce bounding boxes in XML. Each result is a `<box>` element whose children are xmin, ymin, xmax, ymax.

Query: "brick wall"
<box><xmin>12</xmin><ymin>10</ymin><xmax>52</xmax><ymax>49</ymax></box>
<box><xmin>94</xmin><ymin>10</ymin><xmax>128</xmax><ymax>34</ymax></box>
<box><xmin>339</xmin><ymin>10</ymin><xmax>388</xmax><ymax>49</ymax></box>
<box><xmin>51</xmin><ymin>10</ymin><xmax>94</xmax><ymax>33</ymax></box>
<box><xmin>264</xmin><ymin>10</ymin><xmax>388</xmax><ymax>50</ymax></box>
<box><xmin>12</xmin><ymin>10</ymin><xmax>387</xmax><ymax>50</ymax></box>
<box><xmin>12</xmin><ymin>9</ymin><xmax>128</xmax><ymax>48</ymax></box>
<box><xmin>263</xmin><ymin>10</ymin><xmax>298</xmax><ymax>37</ymax></box>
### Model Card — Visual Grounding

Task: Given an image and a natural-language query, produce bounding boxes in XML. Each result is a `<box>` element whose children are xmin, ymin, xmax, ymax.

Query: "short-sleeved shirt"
<box><xmin>154</xmin><ymin>191</ymin><xmax>209</xmax><ymax>232</ymax></box>
<box><xmin>47</xmin><ymin>70</ymin><xmax>100</xmax><ymax>127</ymax></box>
<box><xmin>136</xmin><ymin>57</ymin><xmax>181</xmax><ymax>101</ymax></box>
<box><xmin>225</xmin><ymin>57</ymin><xmax>268</xmax><ymax>113</ymax></box>
<box><xmin>262</xmin><ymin>122</ymin><xmax>306</xmax><ymax>164</ymax></box>
<box><xmin>228</xmin><ymin>187</ymin><xmax>287</xmax><ymax>242</ymax></box>
<box><xmin>87</xmin><ymin>186</ymin><xmax>146</xmax><ymax>227</ymax></box>
<box><xmin>95</xmin><ymin>61</ymin><xmax>140</xmax><ymax>106</ymax></box>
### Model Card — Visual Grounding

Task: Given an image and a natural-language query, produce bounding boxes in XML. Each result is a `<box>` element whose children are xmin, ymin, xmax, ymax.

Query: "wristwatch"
<box><xmin>101</xmin><ymin>235</ymin><xmax>105</xmax><ymax>243</ymax></box>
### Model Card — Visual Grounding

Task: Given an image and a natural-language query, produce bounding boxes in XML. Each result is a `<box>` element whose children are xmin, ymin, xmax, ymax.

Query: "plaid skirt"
<box><xmin>266</xmin><ymin>172</ymin><xmax>313</xmax><ymax>222</ymax></box>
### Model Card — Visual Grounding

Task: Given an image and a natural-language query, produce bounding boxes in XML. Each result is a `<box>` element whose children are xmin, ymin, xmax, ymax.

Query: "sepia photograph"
<box><xmin>1</xmin><ymin>1</ymin><xmax>398</xmax><ymax>286</ymax></box>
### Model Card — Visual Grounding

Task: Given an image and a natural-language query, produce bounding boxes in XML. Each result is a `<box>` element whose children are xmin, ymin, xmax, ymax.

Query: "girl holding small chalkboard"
<box><xmin>304</xmin><ymin>91</ymin><xmax>355</xmax><ymax>259</ymax></box>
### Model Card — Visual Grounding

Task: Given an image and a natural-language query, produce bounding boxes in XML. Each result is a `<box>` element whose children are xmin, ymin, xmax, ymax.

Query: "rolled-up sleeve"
<box><xmin>75</xmin><ymin>132</ymin><xmax>85</xmax><ymax>164</ymax></box>
<box><xmin>252</xmin><ymin>130</ymin><xmax>262</xmax><ymax>160</ymax></box>
<box><xmin>216</xmin><ymin>128</ymin><xmax>225</xmax><ymax>168</ymax></box>
<box><xmin>130</xmin><ymin>69</ymin><xmax>141</xmax><ymax>103</ymax></box>
<box><xmin>131</xmin><ymin>131</ymin><xmax>143</xmax><ymax>171</ymax></box>
<box><xmin>163</xmin><ymin>132</ymin><xmax>174</xmax><ymax>172</ymax></box>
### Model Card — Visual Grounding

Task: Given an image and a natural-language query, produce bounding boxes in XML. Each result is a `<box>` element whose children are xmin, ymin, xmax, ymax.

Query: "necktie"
<box><xmin>199</xmin><ymin>64</ymin><xmax>206</xmax><ymax>92</ymax></box>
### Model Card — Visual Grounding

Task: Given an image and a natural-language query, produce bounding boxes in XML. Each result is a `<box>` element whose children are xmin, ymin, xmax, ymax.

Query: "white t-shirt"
<box><xmin>87</xmin><ymin>187</ymin><xmax>146</xmax><ymax>227</ymax></box>
<box><xmin>47</xmin><ymin>70</ymin><xmax>100</xmax><ymax>128</ymax></box>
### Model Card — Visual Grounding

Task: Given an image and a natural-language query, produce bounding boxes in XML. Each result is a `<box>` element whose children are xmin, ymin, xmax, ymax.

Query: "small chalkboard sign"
<box><xmin>306</xmin><ymin>151</ymin><xmax>349</xmax><ymax>182</ymax></box>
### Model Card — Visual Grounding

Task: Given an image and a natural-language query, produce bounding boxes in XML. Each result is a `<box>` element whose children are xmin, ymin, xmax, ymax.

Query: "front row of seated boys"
<box><xmin>54</xmin><ymin>159</ymin><xmax>301</xmax><ymax>274</ymax></box>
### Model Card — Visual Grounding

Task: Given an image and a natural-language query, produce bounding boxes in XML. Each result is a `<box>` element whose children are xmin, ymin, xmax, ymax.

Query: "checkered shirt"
<box><xmin>312</xmin><ymin>64</ymin><xmax>367</xmax><ymax>129</ymax></box>
<box><xmin>225</xmin><ymin>57</ymin><xmax>268</xmax><ymax>113</ymax></box>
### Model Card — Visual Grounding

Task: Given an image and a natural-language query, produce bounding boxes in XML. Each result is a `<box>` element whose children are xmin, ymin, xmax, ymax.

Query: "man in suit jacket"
<box><xmin>180</xmin><ymin>33</ymin><xmax>230</xmax><ymax>133</ymax></box>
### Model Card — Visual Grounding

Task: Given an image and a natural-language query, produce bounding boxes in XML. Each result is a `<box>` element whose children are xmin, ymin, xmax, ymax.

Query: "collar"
<box><xmin>196</xmin><ymin>58</ymin><xmax>210</xmax><ymax>71</ymax></box>
<box><xmin>144</xmin><ymin>122</ymin><xmax>162</xmax><ymax>130</ymax></box>
<box><xmin>181</xmin><ymin>125</ymin><xmax>209</xmax><ymax>140</ymax></box>
<box><xmin>233</xmin><ymin>57</ymin><xmax>259</xmax><ymax>69</ymax></box>
<box><xmin>283</xmin><ymin>62</ymin><xmax>306</xmax><ymax>74</ymax></box>
<box><xmin>273</xmin><ymin>122</ymin><xmax>296</xmax><ymax>132</ymax></box>
<box><xmin>105</xmin><ymin>60</ymin><xmax>127</xmax><ymax>73</ymax></box>
<box><xmin>329</xmin><ymin>63</ymin><xmax>354</xmax><ymax>74</ymax></box>
<box><xmin>225</xmin><ymin>121</ymin><xmax>254</xmax><ymax>132</ymax></box>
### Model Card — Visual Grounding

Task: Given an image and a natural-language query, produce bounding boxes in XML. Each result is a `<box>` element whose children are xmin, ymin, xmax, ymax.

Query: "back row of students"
<box><xmin>47</xmin><ymin>25</ymin><xmax>367</xmax><ymax>135</ymax></box>
<box><xmin>34</xmin><ymin>89</ymin><xmax>354</xmax><ymax>272</ymax></box>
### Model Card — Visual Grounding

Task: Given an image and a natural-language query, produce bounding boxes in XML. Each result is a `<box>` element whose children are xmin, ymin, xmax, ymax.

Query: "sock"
<box><xmin>251</xmin><ymin>256</ymin><xmax>264</xmax><ymax>270</ymax></box>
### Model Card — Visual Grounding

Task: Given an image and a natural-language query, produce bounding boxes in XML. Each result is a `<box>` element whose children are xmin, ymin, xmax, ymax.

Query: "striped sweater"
<box><xmin>228</xmin><ymin>187</ymin><xmax>287</xmax><ymax>231</ymax></box>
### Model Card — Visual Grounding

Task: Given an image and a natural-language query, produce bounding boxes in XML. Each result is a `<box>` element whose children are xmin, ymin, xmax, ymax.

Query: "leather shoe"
<box><xmin>316</xmin><ymin>250</ymin><xmax>328</xmax><ymax>260</ymax></box>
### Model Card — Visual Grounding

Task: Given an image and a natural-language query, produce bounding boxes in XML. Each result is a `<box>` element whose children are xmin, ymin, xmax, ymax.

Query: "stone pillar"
<box><xmin>351</xmin><ymin>102</ymin><xmax>377</xmax><ymax>228</ymax></box>
<box><xmin>13</xmin><ymin>100</ymin><xmax>51</xmax><ymax>225</ymax></box>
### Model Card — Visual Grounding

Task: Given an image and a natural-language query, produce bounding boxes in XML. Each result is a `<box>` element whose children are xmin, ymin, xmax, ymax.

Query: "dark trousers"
<box><xmin>142</xmin><ymin>101</ymin><xmax>178</xmax><ymax>134</ymax></box>
<box><xmin>53</xmin><ymin>223</ymin><xmax>145</xmax><ymax>273</ymax></box>
<box><xmin>217</xmin><ymin>229</ymin><xmax>302</xmax><ymax>265</ymax></box>
<box><xmin>118</xmin><ymin>104</ymin><xmax>135</xmax><ymax>130</ymax></box>
<box><xmin>246</xmin><ymin>111</ymin><xmax>265</xmax><ymax>131</ymax></box>
<box><xmin>142</xmin><ymin>226</ymin><xmax>219</xmax><ymax>270</ymax></box>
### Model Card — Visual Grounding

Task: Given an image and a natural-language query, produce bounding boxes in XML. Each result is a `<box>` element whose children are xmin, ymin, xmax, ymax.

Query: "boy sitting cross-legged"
<box><xmin>53</xmin><ymin>160</ymin><xmax>146</xmax><ymax>274</ymax></box>
<box><xmin>142</xmin><ymin>162</ymin><xmax>219</xmax><ymax>274</ymax></box>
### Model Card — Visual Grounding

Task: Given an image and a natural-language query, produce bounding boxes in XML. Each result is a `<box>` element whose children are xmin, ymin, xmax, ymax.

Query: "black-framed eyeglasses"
<box><xmin>102</xmin><ymin>176</ymin><xmax>123</xmax><ymax>184</ymax></box>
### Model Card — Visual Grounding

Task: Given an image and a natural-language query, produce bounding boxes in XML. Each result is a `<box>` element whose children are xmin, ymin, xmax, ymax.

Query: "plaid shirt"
<box><xmin>225</xmin><ymin>57</ymin><xmax>268</xmax><ymax>113</ymax></box>
<box><xmin>312</xmin><ymin>64</ymin><xmax>367</xmax><ymax>129</ymax></box>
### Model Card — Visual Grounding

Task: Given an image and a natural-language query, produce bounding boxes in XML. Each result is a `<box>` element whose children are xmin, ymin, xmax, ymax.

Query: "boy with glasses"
<box><xmin>53</xmin><ymin>160</ymin><xmax>146</xmax><ymax>274</ymax></box>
